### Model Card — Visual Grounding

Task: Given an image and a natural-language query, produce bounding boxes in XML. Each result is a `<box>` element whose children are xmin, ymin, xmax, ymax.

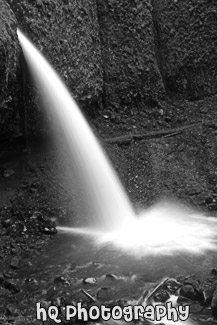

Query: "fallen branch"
<box><xmin>81</xmin><ymin>289</ymin><xmax>99</xmax><ymax>303</ymax></box>
<box><xmin>104</xmin><ymin>122</ymin><xmax>202</xmax><ymax>145</ymax></box>
<box><xmin>137</xmin><ymin>277</ymin><xmax>169</xmax><ymax>305</ymax></box>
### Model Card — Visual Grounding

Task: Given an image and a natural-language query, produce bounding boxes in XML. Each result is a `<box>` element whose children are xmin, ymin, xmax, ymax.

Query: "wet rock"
<box><xmin>176</xmin><ymin>274</ymin><xmax>185</xmax><ymax>282</ymax></box>
<box><xmin>177</xmin><ymin>296</ymin><xmax>193</xmax><ymax>304</ymax></box>
<box><xmin>37</xmin><ymin>213</ymin><xmax>57</xmax><ymax>235</ymax></box>
<box><xmin>30</xmin><ymin>187</ymin><xmax>38</xmax><ymax>194</ymax></box>
<box><xmin>2</xmin><ymin>217</ymin><xmax>13</xmax><ymax>228</ymax></box>
<box><xmin>40</xmin><ymin>226</ymin><xmax>57</xmax><ymax>235</ymax></box>
<box><xmin>54</xmin><ymin>276</ymin><xmax>71</xmax><ymax>286</ymax></box>
<box><xmin>165</xmin><ymin>278</ymin><xmax>182</xmax><ymax>294</ymax></box>
<box><xmin>25</xmin><ymin>277</ymin><xmax>38</xmax><ymax>285</ymax></box>
<box><xmin>154</xmin><ymin>289</ymin><xmax>170</xmax><ymax>303</ymax></box>
<box><xmin>211</xmin><ymin>268</ymin><xmax>217</xmax><ymax>276</ymax></box>
<box><xmin>211</xmin><ymin>287</ymin><xmax>217</xmax><ymax>317</ymax></box>
<box><xmin>105</xmin><ymin>273</ymin><xmax>121</xmax><ymax>280</ymax></box>
<box><xmin>183</xmin><ymin>278</ymin><xmax>204</xmax><ymax>302</ymax></box>
<box><xmin>51</xmin><ymin>296</ymin><xmax>70</xmax><ymax>310</ymax></box>
<box><xmin>10</xmin><ymin>257</ymin><xmax>20</xmax><ymax>269</ymax></box>
<box><xmin>39</xmin><ymin>300</ymin><xmax>50</xmax><ymax>309</ymax></box>
<box><xmin>203</xmin><ymin>287</ymin><xmax>215</xmax><ymax>306</ymax></box>
<box><xmin>180</xmin><ymin>284</ymin><xmax>197</xmax><ymax>301</ymax></box>
<box><xmin>3</xmin><ymin>169</ymin><xmax>15</xmax><ymax>178</ymax></box>
<box><xmin>83</xmin><ymin>277</ymin><xmax>97</xmax><ymax>285</ymax></box>
<box><xmin>92</xmin><ymin>261</ymin><xmax>104</xmax><ymax>268</ymax></box>
<box><xmin>205</xmin><ymin>196</ymin><xmax>214</xmax><ymax>205</ymax></box>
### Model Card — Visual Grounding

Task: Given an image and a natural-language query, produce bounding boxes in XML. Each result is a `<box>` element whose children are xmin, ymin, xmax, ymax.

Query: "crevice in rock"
<box><xmin>150</xmin><ymin>0</ymin><xmax>167</xmax><ymax>92</ymax></box>
<box><xmin>95</xmin><ymin>0</ymin><xmax>107</xmax><ymax>112</ymax></box>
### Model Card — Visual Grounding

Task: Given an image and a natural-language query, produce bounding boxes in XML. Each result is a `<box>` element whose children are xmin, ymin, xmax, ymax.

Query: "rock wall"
<box><xmin>0</xmin><ymin>0</ymin><xmax>21</xmax><ymax>138</ymax></box>
<box><xmin>7</xmin><ymin>0</ymin><xmax>103</xmax><ymax>117</ymax></box>
<box><xmin>97</xmin><ymin>0</ymin><xmax>165</xmax><ymax>110</ymax></box>
<box><xmin>1</xmin><ymin>0</ymin><xmax>217</xmax><ymax>139</ymax></box>
<box><xmin>155</xmin><ymin>0</ymin><xmax>217</xmax><ymax>99</ymax></box>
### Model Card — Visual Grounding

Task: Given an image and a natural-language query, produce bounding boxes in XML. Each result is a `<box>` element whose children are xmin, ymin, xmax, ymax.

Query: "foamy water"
<box><xmin>58</xmin><ymin>202</ymin><xmax>217</xmax><ymax>256</ymax></box>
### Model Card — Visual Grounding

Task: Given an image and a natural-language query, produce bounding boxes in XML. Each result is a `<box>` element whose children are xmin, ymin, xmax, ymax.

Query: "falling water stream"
<box><xmin>17</xmin><ymin>29</ymin><xmax>135</xmax><ymax>232</ymax></box>
<box><xmin>17</xmin><ymin>29</ymin><xmax>217</xmax><ymax>324</ymax></box>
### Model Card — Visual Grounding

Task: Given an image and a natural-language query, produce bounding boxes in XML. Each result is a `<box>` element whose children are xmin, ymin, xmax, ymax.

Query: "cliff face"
<box><xmin>7</xmin><ymin>0</ymin><xmax>103</xmax><ymax>116</ymax></box>
<box><xmin>0</xmin><ymin>0</ymin><xmax>20</xmax><ymax>137</ymax></box>
<box><xmin>155</xmin><ymin>0</ymin><xmax>217</xmax><ymax>99</ymax></box>
<box><xmin>96</xmin><ymin>0</ymin><xmax>165</xmax><ymax>110</ymax></box>
<box><xmin>1</xmin><ymin>0</ymin><xmax>217</xmax><ymax>137</ymax></box>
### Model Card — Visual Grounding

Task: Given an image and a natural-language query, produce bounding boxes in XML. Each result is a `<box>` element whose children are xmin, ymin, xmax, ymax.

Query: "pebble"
<box><xmin>83</xmin><ymin>277</ymin><xmax>97</xmax><ymax>285</ymax></box>
<box><xmin>40</xmin><ymin>226</ymin><xmax>57</xmax><ymax>235</ymax></box>
<box><xmin>2</xmin><ymin>169</ymin><xmax>15</xmax><ymax>177</ymax></box>
<box><xmin>2</xmin><ymin>218</ymin><xmax>13</xmax><ymax>228</ymax></box>
<box><xmin>105</xmin><ymin>273</ymin><xmax>120</xmax><ymax>280</ymax></box>
<box><xmin>54</xmin><ymin>276</ymin><xmax>71</xmax><ymax>286</ymax></box>
<box><xmin>25</xmin><ymin>277</ymin><xmax>38</xmax><ymax>285</ymax></box>
<box><xmin>10</xmin><ymin>257</ymin><xmax>20</xmax><ymax>269</ymax></box>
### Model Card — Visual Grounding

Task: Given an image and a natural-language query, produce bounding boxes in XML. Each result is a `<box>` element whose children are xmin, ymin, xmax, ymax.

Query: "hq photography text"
<box><xmin>36</xmin><ymin>301</ymin><xmax>190</xmax><ymax>323</ymax></box>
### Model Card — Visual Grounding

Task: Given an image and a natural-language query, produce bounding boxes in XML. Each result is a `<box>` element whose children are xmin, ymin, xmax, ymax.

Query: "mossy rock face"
<box><xmin>97</xmin><ymin>0</ymin><xmax>165</xmax><ymax>111</ymax></box>
<box><xmin>7</xmin><ymin>0</ymin><xmax>103</xmax><ymax>118</ymax></box>
<box><xmin>156</xmin><ymin>0</ymin><xmax>217</xmax><ymax>99</ymax></box>
<box><xmin>0</xmin><ymin>0</ymin><xmax>21</xmax><ymax>138</ymax></box>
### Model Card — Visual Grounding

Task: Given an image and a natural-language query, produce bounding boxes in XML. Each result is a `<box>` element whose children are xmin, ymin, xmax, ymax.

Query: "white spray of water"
<box><xmin>58</xmin><ymin>202</ymin><xmax>217</xmax><ymax>256</ymax></box>
<box><xmin>17</xmin><ymin>29</ymin><xmax>135</xmax><ymax>231</ymax></box>
<box><xmin>18</xmin><ymin>29</ymin><xmax>217</xmax><ymax>258</ymax></box>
